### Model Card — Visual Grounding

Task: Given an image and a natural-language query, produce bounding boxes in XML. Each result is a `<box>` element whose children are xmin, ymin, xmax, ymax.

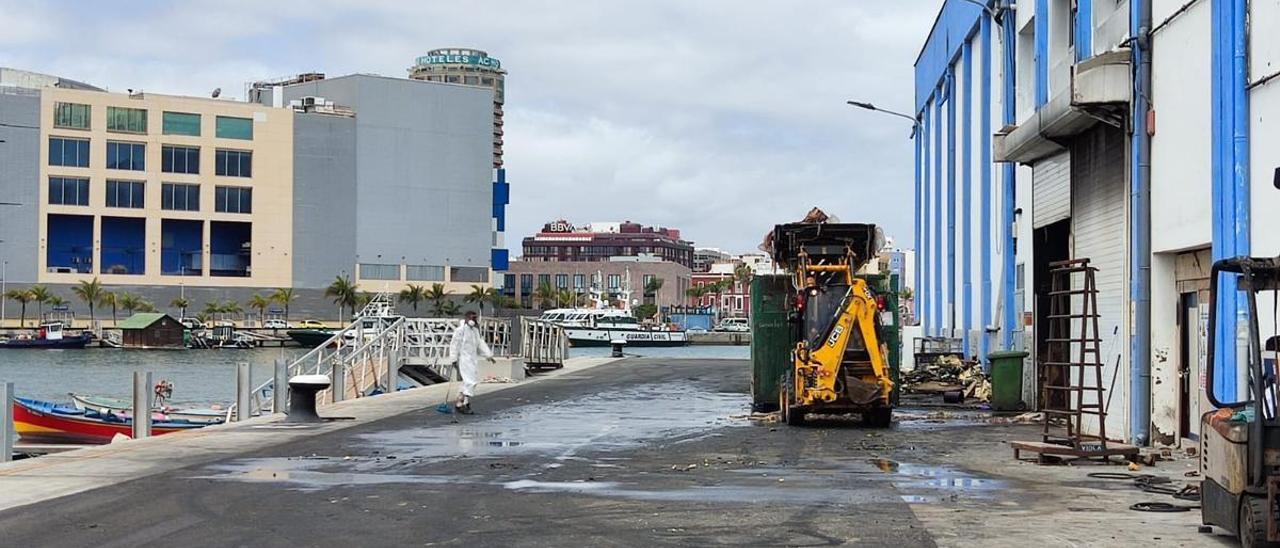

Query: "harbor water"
<box><xmin>0</xmin><ymin>345</ymin><xmax>749</xmax><ymax>406</ymax></box>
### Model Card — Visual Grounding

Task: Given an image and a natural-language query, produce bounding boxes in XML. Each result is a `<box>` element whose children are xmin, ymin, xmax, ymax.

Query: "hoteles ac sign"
<box><xmin>415</xmin><ymin>53</ymin><xmax>502</xmax><ymax>70</ymax></box>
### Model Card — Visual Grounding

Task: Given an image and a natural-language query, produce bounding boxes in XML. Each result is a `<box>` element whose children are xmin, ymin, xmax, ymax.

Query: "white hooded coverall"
<box><xmin>448</xmin><ymin>321</ymin><xmax>492</xmax><ymax>398</ymax></box>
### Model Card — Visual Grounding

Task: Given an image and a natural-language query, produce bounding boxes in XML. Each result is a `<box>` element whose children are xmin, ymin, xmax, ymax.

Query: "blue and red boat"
<box><xmin>12</xmin><ymin>398</ymin><xmax>210</xmax><ymax>444</ymax></box>
<box><xmin>0</xmin><ymin>322</ymin><xmax>92</xmax><ymax>349</ymax></box>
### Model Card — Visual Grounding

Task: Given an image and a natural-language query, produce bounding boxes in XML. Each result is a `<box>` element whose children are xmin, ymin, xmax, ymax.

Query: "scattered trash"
<box><xmin>1128</xmin><ymin>462</ymin><xmax>1142</xmax><ymax>472</ymax></box>
<box><xmin>902</xmin><ymin>355</ymin><xmax>991</xmax><ymax>403</ymax></box>
<box><xmin>482</xmin><ymin>376</ymin><xmax>517</xmax><ymax>384</ymax></box>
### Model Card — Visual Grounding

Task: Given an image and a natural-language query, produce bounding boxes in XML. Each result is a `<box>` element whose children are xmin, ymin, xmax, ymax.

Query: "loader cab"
<box><xmin>1200</xmin><ymin>256</ymin><xmax>1280</xmax><ymax>546</ymax></box>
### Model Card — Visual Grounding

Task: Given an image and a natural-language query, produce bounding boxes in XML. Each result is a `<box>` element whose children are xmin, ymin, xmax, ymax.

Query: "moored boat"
<box><xmin>12</xmin><ymin>398</ymin><xmax>210</xmax><ymax>444</ymax></box>
<box><xmin>286</xmin><ymin>328</ymin><xmax>337</xmax><ymax>348</ymax></box>
<box><xmin>538</xmin><ymin>275</ymin><xmax>690</xmax><ymax>348</ymax></box>
<box><xmin>0</xmin><ymin>322</ymin><xmax>92</xmax><ymax>349</ymax></box>
<box><xmin>68</xmin><ymin>393</ymin><xmax>226</xmax><ymax>425</ymax></box>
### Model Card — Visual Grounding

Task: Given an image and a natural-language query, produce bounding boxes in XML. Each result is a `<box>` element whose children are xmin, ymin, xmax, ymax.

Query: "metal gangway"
<box><xmin>233</xmin><ymin>293</ymin><xmax>551</xmax><ymax>417</ymax></box>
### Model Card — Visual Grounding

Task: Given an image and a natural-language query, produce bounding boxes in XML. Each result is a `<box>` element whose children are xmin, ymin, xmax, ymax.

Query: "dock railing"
<box><xmin>520</xmin><ymin>318</ymin><xmax>567</xmax><ymax>370</ymax></box>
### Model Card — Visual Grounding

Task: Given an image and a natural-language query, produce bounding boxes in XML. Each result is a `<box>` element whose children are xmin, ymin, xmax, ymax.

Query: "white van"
<box><xmin>714</xmin><ymin>317</ymin><xmax>750</xmax><ymax>332</ymax></box>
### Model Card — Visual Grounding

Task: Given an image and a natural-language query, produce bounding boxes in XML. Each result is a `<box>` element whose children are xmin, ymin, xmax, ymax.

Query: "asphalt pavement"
<box><xmin>0</xmin><ymin>358</ymin><xmax>1231</xmax><ymax>547</ymax></box>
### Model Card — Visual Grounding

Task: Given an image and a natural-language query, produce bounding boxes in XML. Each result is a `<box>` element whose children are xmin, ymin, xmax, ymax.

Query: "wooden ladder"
<box><xmin>1041</xmin><ymin>258</ymin><xmax>1110</xmax><ymax>452</ymax></box>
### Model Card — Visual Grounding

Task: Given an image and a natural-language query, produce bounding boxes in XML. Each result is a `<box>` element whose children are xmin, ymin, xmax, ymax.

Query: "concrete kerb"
<box><xmin>0</xmin><ymin>356</ymin><xmax>620</xmax><ymax>512</ymax></box>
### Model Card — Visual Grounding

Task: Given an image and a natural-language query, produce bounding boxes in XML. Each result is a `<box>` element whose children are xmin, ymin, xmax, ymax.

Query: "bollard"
<box><xmin>132</xmin><ymin>371</ymin><xmax>152</xmax><ymax>439</ymax></box>
<box><xmin>331</xmin><ymin>361</ymin><xmax>346</xmax><ymax>403</ymax></box>
<box><xmin>1</xmin><ymin>382</ymin><xmax>12</xmax><ymax>463</ymax></box>
<box><xmin>610</xmin><ymin>339</ymin><xmax>626</xmax><ymax>358</ymax></box>
<box><xmin>286</xmin><ymin>375</ymin><xmax>330</xmax><ymax>423</ymax></box>
<box><xmin>385</xmin><ymin>349</ymin><xmax>400</xmax><ymax>395</ymax></box>
<box><xmin>273</xmin><ymin>359</ymin><xmax>288</xmax><ymax>414</ymax></box>
<box><xmin>236</xmin><ymin>362</ymin><xmax>251</xmax><ymax>422</ymax></box>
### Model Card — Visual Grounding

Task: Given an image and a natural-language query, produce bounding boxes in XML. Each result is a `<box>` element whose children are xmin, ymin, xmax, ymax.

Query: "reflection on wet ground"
<box><xmin>354</xmin><ymin>382</ymin><xmax>750</xmax><ymax>461</ymax></box>
<box><xmin>195</xmin><ymin>381</ymin><xmax>1007</xmax><ymax>506</ymax></box>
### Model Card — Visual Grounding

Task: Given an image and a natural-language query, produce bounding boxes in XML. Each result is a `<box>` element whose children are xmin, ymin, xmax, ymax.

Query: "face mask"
<box><xmin>467</xmin><ymin>319</ymin><xmax>477</xmax><ymax>327</ymax></box>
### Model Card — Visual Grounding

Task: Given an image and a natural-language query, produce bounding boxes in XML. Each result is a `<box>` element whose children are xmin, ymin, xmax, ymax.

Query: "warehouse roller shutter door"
<box><xmin>1070</xmin><ymin>123</ymin><xmax>1128</xmax><ymax>440</ymax></box>
<box><xmin>1033</xmin><ymin>151</ymin><xmax>1071</xmax><ymax>229</ymax></box>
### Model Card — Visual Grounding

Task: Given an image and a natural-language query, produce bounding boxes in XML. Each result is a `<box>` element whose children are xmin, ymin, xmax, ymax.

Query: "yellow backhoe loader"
<box><xmin>770</xmin><ymin>222</ymin><xmax>894</xmax><ymax>427</ymax></box>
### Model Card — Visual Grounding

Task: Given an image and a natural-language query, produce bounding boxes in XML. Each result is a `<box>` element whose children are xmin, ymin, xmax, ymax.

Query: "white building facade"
<box><xmin>913</xmin><ymin>0</ymin><xmax>1273</xmax><ymax>446</ymax></box>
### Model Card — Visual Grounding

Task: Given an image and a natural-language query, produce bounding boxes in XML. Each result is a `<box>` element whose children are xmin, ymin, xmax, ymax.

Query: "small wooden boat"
<box><xmin>68</xmin><ymin>393</ymin><xmax>226</xmax><ymax>425</ymax></box>
<box><xmin>0</xmin><ymin>322</ymin><xmax>92</xmax><ymax>349</ymax></box>
<box><xmin>13</xmin><ymin>398</ymin><xmax>210</xmax><ymax>444</ymax></box>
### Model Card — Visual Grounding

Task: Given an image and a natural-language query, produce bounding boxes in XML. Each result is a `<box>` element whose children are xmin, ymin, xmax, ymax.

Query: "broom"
<box><xmin>435</xmin><ymin>358</ymin><xmax>457</xmax><ymax>414</ymax></box>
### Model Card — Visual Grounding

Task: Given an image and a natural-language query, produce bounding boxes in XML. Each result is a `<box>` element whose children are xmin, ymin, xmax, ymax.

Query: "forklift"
<box><xmin>770</xmin><ymin>222</ymin><xmax>894</xmax><ymax>427</ymax></box>
<box><xmin>1202</xmin><ymin>256</ymin><xmax>1280</xmax><ymax>547</ymax></box>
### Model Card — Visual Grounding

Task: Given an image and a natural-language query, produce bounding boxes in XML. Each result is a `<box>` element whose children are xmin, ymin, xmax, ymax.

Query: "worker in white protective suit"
<box><xmin>448</xmin><ymin>311</ymin><xmax>494</xmax><ymax>414</ymax></box>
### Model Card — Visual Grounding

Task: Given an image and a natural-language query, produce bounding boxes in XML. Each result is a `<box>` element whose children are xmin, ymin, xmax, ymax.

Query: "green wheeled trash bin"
<box><xmin>987</xmin><ymin>350</ymin><xmax>1029</xmax><ymax>411</ymax></box>
<box><xmin>750</xmin><ymin>275</ymin><xmax>792</xmax><ymax>412</ymax></box>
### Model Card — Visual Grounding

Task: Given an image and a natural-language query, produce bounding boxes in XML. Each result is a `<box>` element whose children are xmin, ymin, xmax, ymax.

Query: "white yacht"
<box><xmin>537</xmin><ymin>278</ymin><xmax>689</xmax><ymax>347</ymax></box>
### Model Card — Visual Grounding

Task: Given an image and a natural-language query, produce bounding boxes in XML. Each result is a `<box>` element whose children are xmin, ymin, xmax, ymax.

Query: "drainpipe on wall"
<box><xmin>1000</xmin><ymin>3</ymin><xmax>1018</xmax><ymax>349</ymax></box>
<box><xmin>1129</xmin><ymin>0</ymin><xmax>1152</xmax><ymax>446</ymax></box>
<box><xmin>980</xmin><ymin>14</ymin><xmax>994</xmax><ymax>366</ymax></box>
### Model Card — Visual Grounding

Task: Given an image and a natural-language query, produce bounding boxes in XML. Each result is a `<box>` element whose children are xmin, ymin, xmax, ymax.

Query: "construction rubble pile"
<box><xmin>902</xmin><ymin>355</ymin><xmax>992</xmax><ymax>403</ymax></box>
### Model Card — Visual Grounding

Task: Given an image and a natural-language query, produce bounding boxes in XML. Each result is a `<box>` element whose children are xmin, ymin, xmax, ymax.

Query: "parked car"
<box><xmin>263</xmin><ymin>319</ymin><xmax>293</xmax><ymax>329</ymax></box>
<box><xmin>214</xmin><ymin>320</ymin><xmax>236</xmax><ymax>328</ymax></box>
<box><xmin>179</xmin><ymin>317</ymin><xmax>205</xmax><ymax>330</ymax></box>
<box><xmin>714</xmin><ymin>318</ymin><xmax>750</xmax><ymax>332</ymax></box>
<box><xmin>297</xmin><ymin>319</ymin><xmax>326</xmax><ymax>329</ymax></box>
<box><xmin>686</xmin><ymin>326</ymin><xmax>708</xmax><ymax>334</ymax></box>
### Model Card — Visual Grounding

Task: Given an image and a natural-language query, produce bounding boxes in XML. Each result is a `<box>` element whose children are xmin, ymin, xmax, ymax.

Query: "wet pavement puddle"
<box><xmin>193</xmin><ymin>383</ymin><xmax>1007</xmax><ymax>506</ymax></box>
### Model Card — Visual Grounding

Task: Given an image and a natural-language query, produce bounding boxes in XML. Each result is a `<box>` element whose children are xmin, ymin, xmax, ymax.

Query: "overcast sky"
<box><xmin>1</xmin><ymin>1</ymin><xmax>941</xmax><ymax>254</ymax></box>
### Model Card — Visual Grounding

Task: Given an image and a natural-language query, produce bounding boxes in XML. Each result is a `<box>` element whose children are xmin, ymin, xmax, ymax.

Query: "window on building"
<box><xmin>555</xmin><ymin>274</ymin><xmax>568</xmax><ymax>289</ymax></box>
<box><xmin>162</xmin><ymin>111</ymin><xmax>201</xmax><ymax>136</ymax></box>
<box><xmin>520</xmin><ymin>274</ymin><xmax>533</xmax><ymax>290</ymax></box>
<box><xmin>451</xmin><ymin>266</ymin><xmax>489</xmax><ymax>283</ymax></box>
<box><xmin>359</xmin><ymin>263</ymin><xmax>400</xmax><ymax>280</ymax></box>
<box><xmin>161</xmin><ymin>183</ymin><xmax>200</xmax><ymax>211</ymax></box>
<box><xmin>608</xmin><ymin>274</ymin><xmax>621</xmax><ymax>290</ymax></box>
<box><xmin>215</xmin><ymin>186</ymin><xmax>252</xmax><ymax>214</ymax></box>
<box><xmin>464</xmin><ymin>76</ymin><xmax>479</xmax><ymax>85</ymax></box>
<box><xmin>105</xmin><ymin>180</ymin><xmax>145</xmax><ymax>208</ymax></box>
<box><xmin>106</xmin><ymin>106</ymin><xmax>147</xmax><ymax>133</ymax></box>
<box><xmin>100</xmin><ymin>216</ymin><xmax>145</xmax><ymax>275</ymax></box>
<box><xmin>406</xmin><ymin>265</ymin><xmax>446</xmax><ymax>281</ymax></box>
<box><xmin>53</xmin><ymin>102</ymin><xmax>90</xmax><ymax>130</ymax></box>
<box><xmin>215</xmin><ymin>116</ymin><xmax>253</xmax><ymax>140</ymax></box>
<box><xmin>162</xmin><ymin>145</ymin><xmax>200</xmax><ymax>174</ymax></box>
<box><xmin>106</xmin><ymin>141</ymin><xmax>146</xmax><ymax>171</ymax></box>
<box><xmin>46</xmin><ymin>214</ymin><xmax>93</xmax><ymax>273</ymax></box>
<box><xmin>481</xmin><ymin>77</ymin><xmax>495</xmax><ymax>86</ymax></box>
<box><xmin>48</xmin><ymin>177</ymin><xmax>89</xmax><ymax>206</ymax></box>
<box><xmin>209</xmin><ymin>221</ymin><xmax>251</xmax><ymax>277</ymax></box>
<box><xmin>573</xmin><ymin>274</ymin><xmax>585</xmax><ymax>290</ymax></box>
<box><xmin>538</xmin><ymin>274</ymin><xmax>551</xmax><ymax>288</ymax></box>
<box><xmin>215</xmin><ymin>149</ymin><xmax>252</xmax><ymax>177</ymax></box>
<box><xmin>48</xmin><ymin>137</ymin><xmax>90</xmax><ymax>167</ymax></box>
<box><xmin>161</xmin><ymin>219</ymin><xmax>203</xmax><ymax>275</ymax></box>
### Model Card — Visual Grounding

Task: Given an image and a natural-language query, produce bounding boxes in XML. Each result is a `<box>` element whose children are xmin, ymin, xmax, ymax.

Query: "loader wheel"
<box><xmin>1240</xmin><ymin>494</ymin><xmax>1280</xmax><ymax>548</ymax></box>
<box><xmin>865</xmin><ymin>407</ymin><xmax>892</xmax><ymax>428</ymax></box>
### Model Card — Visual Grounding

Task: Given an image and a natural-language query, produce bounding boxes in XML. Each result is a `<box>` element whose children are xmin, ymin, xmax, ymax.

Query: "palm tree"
<box><xmin>220</xmin><ymin>299</ymin><xmax>244</xmax><ymax>320</ymax></box>
<box><xmin>5</xmin><ymin>289</ymin><xmax>33</xmax><ymax>327</ymax></box>
<box><xmin>325</xmin><ymin>275</ymin><xmax>359</xmax><ymax>321</ymax></box>
<box><xmin>170</xmin><ymin>297</ymin><xmax>190</xmax><ymax>319</ymax></box>
<box><xmin>685</xmin><ymin>285</ymin><xmax>710</xmax><ymax>307</ymax></box>
<box><xmin>72</xmin><ymin>277</ymin><xmax>104</xmax><ymax>324</ymax></box>
<box><xmin>28</xmin><ymin>284</ymin><xmax>52</xmax><ymax>320</ymax></box>
<box><xmin>270</xmin><ymin>288</ymin><xmax>297</xmax><ymax>322</ymax></box>
<box><xmin>98</xmin><ymin>292</ymin><xmax>119</xmax><ymax>326</ymax></box>
<box><xmin>136</xmin><ymin>300</ymin><xmax>157</xmax><ymax>313</ymax></box>
<box><xmin>355</xmin><ymin>292</ymin><xmax>374</xmax><ymax>311</ymax></box>
<box><xmin>399</xmin><ymin>284</ymin><xmax>427</xmax><ymax>314</ymax></box>
<box><xmin>202</xmin><ymin>299</ymin><xmax>223</xmax><ymax>317</ymax></box>
<box><xmin>119</xmin><ymin>292</ymin><xmax>143</xmax><ymax>316</ymax></box>
<box><xmin>438</xmin><ymin>300</ymin><xmax>461</xmax><ymax>317</ymax></box>
<box><xmin>248</xmin><ymin>294</ymin><xmax>270</xmax><ymax>325</ymax></box>
<box><xmin>425</xmin><ymin>283</ymin><xmax>451</xmax><ymax>317</ymax></box>
<box><xmin>533</xmin><ymin>282</ymin><xmax>557</xmax><ymax>310</ymax></box>
<box><xmin>733</xmin><ymin>264</ymin><xmax>753</xmax><ymax>288</ymax></box>
<box><xmin>465</xmin><ymin>285</ymin><xmax>500</xmax><ymax>316</ymax></box>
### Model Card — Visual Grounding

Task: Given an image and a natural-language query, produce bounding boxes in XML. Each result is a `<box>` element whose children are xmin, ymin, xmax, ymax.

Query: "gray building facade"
<box><xmin>279</xmin><ymin>75</ymin><xmax>495</xmax><ymax>288</ymax></box>
<box><xmin>0</xmin><ymin>89</ymin><xmax>41</xmax><ymax>284</ymax></box>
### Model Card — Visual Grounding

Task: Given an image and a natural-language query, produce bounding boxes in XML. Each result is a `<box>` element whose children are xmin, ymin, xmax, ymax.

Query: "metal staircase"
<box><xmin>238</xmin><ymin>293</ymin><xmax>525</xmax><ymax>416</ymax></box>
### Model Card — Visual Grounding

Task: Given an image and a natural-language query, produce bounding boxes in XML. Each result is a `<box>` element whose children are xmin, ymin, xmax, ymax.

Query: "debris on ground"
<box><xmin>902</xmin><ymin>355</ymin><xmax>992</xmax><ymax>403</ymax></box>
<box><xmin>482</xmin><ymin>376</ymin><xmax>517</xmax><ymax>383</ymax></box>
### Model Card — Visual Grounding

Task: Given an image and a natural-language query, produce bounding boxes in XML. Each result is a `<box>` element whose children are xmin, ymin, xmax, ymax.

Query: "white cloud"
<box><xmin>0</xmin><ymin>0</ymin><xmax>941</xmax><ymax>253</ymax></box>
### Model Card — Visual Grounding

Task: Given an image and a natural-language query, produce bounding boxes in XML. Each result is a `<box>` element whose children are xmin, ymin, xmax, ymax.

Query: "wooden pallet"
<box><xmin>1011</xmin><ymin>440</ymin><xmax>1139</xmax><ymax>462</ymax></box>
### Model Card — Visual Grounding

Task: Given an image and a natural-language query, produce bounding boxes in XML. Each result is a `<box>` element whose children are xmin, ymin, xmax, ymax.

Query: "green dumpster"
<box><xmin>750</xmin><ymin>274</ymin><xmax>792</xmax><ymax>411</ymax></box>
<box><xmin>987</xmin><ymin>350</ymin><xmax>1029</xmax><ymax>411</ymax></box>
